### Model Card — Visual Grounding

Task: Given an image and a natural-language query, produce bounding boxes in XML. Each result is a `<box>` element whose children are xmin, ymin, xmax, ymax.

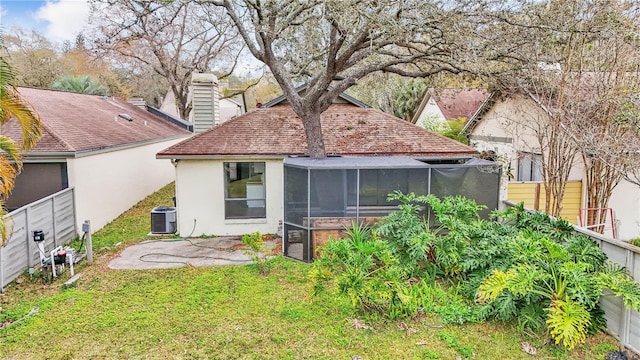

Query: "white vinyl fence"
<box><xmin>504</xmin><ymin>200</ymin><xmax>640</xmax><ymax>354</ymax></box>
<box><xmin>0</xmin><ymin>188</ymin><xmax>76</xmax><ymax>291</ymax></box>
<box><xmin>578</xmin><ymin>227</ymin><xmax>640</xmax><ymax>355</ymax></box>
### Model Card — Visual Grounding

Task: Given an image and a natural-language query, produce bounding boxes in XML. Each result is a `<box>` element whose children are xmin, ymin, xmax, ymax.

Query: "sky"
<box><xmin>0</xmin><ymin>0</ymin><xmax>90</xmax><ymax>43</ymax></box>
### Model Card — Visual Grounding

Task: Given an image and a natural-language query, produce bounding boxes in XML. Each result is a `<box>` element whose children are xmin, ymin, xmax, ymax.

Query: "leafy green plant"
<box><xmin>312</xmin><ymin>192</ymin><xmax>640</xmax><ymax>350</ymax></box>
<box><xmin>310</xmin><ymin>222</ymin><xmax>425</xmax><ymax>319</ymax></box>
<box><xmin>375</xmin><ymin>191</ymin><xmax>486</xmax><ymax>277</ymax></box>
<box><xmin>477</xmin><ymin>228</ymin><xmax>640</xmax><ymax>349</ymax></box>
<box><xmin>375</xmin><ymin>192</ymin><xmax>435</xmax><ymax>277</ymax></box>
<box><xmin>241</xmin><ymin>231</ymin><xmax>270</xmax><ymax>275</ymax></box>
<box><xmin>630</xmin><ymin>238</ymin><xmax>640</xmax><ymax>247</ymax></box>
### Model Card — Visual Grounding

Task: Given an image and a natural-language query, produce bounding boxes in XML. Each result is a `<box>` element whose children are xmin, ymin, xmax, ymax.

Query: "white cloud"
<box><xmin>0</xmin><ymin>5</ymin><xmax>7</xmax><ymax>18</ymax></box>
<box><xmin>35</xmin><ymin>0</ymin><xmax>90</xmax><ymax>43</ymax></box>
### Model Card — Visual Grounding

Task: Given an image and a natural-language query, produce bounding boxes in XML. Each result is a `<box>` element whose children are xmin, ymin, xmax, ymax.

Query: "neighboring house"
<box><xmin>219</xmin><ymin>97</ymin><xmax>245</xmax><ymax>122</ymax></box>
<box><xmin>3</xmin><ymin>87</ymin><xmax>192</xmax><ymax>232</ymax></box>
<box><xmin>411</xmin><ymin>88</ymin><xmax>491</xmax><ymax>131</ymax></box>
<box><xmin>462</xmin><ymin>93</ymin><xmax>639</xmax><ymax>240</ymax></box>
<box><xmin>157</xmin><ymin>93</ymin><xmax>478</xmax><ymax>237</ymax></box>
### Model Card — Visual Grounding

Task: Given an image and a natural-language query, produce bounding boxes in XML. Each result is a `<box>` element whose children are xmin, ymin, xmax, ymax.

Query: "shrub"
<box><xmin>310</xmin><ymin>222</ymin><xmax>425</xmax><ymax>319</ymax></box>
<box><xmin>242</xmin><ymin>231</ymin><xmax>270</xmax><ymax>275</ymax></box>
<box><xmin>310</xmin><ymin>192</ymin><xmax>640</xmax><ymax>349</ymax></box>
<box><xmin>477</xmin><ymin>206</ymin><xmax>640</xmax><ymax>349</ymax></box>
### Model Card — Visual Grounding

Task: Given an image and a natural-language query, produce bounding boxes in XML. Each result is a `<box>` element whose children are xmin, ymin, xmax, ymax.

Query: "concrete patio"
<box><xmin>108</xmin><ymin>236</ymin><xmax>279</xmax><ymax>270</ymax></box>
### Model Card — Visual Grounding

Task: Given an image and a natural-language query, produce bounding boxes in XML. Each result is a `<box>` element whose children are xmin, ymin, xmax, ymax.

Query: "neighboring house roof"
<box><xmin>260</xmin><ymin>87</ymin><xmax>371</xmax><ymax>109</ymax></box>
<box><xmin>221</xmin><ymin>97</ymin><xmax>244</xmax><ymax>108</ymax></box>
<box><xmin>157</xmin><ymin>103</ymin><xmax>477</xmax><ymax>158</ymax></box>
<box><xmin>412</xmin><ymin>88</ymin><xmax>491</xmax><ymax>123</ymax></box>
<box><xmin>4</xmin><ymin>87</ymin><xmax>191</xmax><ymax>156</ymax></box>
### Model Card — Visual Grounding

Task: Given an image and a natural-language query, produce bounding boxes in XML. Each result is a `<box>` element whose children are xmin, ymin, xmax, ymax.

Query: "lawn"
<box><xmin>0</xmin><ymin>183</ymin><xmax>620</xmax><ymax>359</ymax></box>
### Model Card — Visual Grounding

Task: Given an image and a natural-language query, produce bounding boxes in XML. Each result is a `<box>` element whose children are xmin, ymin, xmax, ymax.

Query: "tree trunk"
<box><xmin>583</xmin><ymin>155</ymin><xmax>621</xmax><ymax>234</ymax></box>
<box><xmin>299</xmin><ymin>110</ymin><xmax>327</xmax><ymax>158</ymax></box>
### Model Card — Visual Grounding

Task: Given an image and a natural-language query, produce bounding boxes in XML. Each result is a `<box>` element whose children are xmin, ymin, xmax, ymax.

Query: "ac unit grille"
<box><xmin>151</xmin><ymin>207</ymin><xmax>177</xmax><ymax>234</ymax></box>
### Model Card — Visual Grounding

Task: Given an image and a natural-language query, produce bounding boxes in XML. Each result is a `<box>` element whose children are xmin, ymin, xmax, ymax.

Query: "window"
<box><xmin>517</xmin><ymin>153</ymin><xmax>543</xmax><ymax>181</ymax></box>
<box><xmin>224</xmin><ymin>162</ymin><xmax>266</xmax><ymax>219</ymax></box>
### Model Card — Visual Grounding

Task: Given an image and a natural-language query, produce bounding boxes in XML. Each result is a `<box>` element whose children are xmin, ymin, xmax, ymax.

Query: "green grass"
<box><xmin>88</xmin><ymin>182</ymin><xmax>177</xmax><ymax>251</ymax></box>
<box><xmin>0</xmin><ymin>183</ymin><xmax>621</xmax><ymax>359</ymax></box>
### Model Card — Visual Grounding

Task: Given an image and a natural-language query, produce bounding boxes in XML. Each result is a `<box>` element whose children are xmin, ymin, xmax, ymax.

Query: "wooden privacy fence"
<box><xmin>504</xmin><ymin>200</ymin><xmax>640</xmax><ymax>354</ymax></box>
<box><xmin>507</xmin><ymin>180</ymin><xmax>582</xmax><ymax>225</ymax></box>
<box><xmin>0</xmin><ymin>188</ymin><xmax>76</xmax><ymax>291</ymax></box>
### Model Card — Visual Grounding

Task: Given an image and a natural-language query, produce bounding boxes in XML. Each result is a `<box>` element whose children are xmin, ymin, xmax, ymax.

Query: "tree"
<box><xmin>392</xmin><ymin>79</ymin><xmax>430</xmax><ymax>121</ymax></box>
<box><xmin>206</xmin><ymin>0</ymin><xmax>500</xmax><ymax>158</ymax></box>
<box><xmin>2</xmin><ymin>28</ymin><xmax>65</xmax><ymax>88</ymax></box>
<box><xmin>0</xmin><ymin>56</ymin><xmax>42</xmax><ymax>244</ymax></box>
<box><xmin>491</xmin><ymin>0</ymin><xmax>640</xmax><ymax>219</ymax></box>
<box><xmin>88</xmin><ymin>0</ymin><xmax>244</xmax><ymax>119</ymax></box>
<box><xmin>565</xmin><ymin>73</ymin><xmax>640</xmax><ymax>232</ymax></box>
<box><xmin>52</xmin><ymin>75</ymin><xmax>110</xmax><ymax>95</ymax></box>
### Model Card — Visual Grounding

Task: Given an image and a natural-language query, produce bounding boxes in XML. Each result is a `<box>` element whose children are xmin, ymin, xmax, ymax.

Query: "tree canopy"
<box><xmin>89</xmin><ymin>0</ymin><xmax>245</xmax><ymax>119</ymax></box>
<box><xmin>205</xmin><ymin>0</ymin><xmax>504</xmax><ymax>157</ymax></box>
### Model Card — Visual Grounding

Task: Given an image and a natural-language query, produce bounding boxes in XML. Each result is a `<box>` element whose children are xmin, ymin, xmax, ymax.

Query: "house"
<box><xmin>157</xmin><ymin>92</ymin><xmax>482</xmax><ymax>239</ymax></box>
<box><xmin>411</xmin><ymin>88</ymin><xmax>491</xmax><ymax>131</ymax></box>
<box><xmin>3</xmin><ymin>87</ymin><xmax>192</xmax><ymax>232</ymax></box>
<box><xmin>461</xmin><ymin>92</ymin><xmax>640</xmax><ymax>240</ymax></box>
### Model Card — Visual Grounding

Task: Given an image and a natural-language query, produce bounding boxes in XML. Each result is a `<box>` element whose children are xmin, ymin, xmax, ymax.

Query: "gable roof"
<box><xmin>260</xmin><ymin>87</ymin><xmax>371</xmax><ymax>109</ymax></box>
<box><xmin>4</xmin><ymin>87</ymin><xmax>191</xmax><ymax>156</ymax></box>
<box><xmin>412</xmin><ymin>88</ymin><xmax>491</xmax><ymax>123</ymax></box>
<box><xmin>157</xmin><ymin>103</ymin><xmax>476</xmax><ymax>158</ymax></box>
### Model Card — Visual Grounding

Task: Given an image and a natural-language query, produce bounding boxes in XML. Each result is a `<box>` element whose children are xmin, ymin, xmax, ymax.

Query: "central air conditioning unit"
<box><xmin>151</xmin><ymin>206</ymin><xmax>177</xmax><ymax>234</ymax></box>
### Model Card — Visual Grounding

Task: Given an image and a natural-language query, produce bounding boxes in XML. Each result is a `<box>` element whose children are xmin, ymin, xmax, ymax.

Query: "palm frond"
<box><xmin>0</xmin><ymin>95</ymin><xmax>42</xmax><ymax>150</ymax></box>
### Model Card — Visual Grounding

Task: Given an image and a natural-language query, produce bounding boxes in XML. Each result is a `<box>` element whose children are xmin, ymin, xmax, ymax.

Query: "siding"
<box><xmin>507</xmin><ymin>181</ymin><xmax>582</xmax><ymax>224</ymax></box>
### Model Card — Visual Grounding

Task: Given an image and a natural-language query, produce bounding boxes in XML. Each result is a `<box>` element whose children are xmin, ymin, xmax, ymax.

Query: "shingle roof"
<box><xmin>158</xmin><ymin>103</ymin><xmax>477</xmax><ymax>158</ymax></box>
<box><xmin>3</xmin><ymin>87</ymin><xmax>191</xmax><ymax>154</ymax></box>
<box><xmin>413</xmin><ymin>88</ymin><xmax>491</xmax><ymax>123</ymax></box>
<box><xmin>260</xmin><ymin>86</ymin><xmax>371</xmax><ymax>109</ymax></box>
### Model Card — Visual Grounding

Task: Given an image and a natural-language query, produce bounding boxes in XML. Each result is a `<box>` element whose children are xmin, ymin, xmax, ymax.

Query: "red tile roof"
<box><xmin>3</xmin><ymin>87</ymin><xmax>190</xmax><ymax>154</ymax></box>
<box><xmin>158</xmin><ymin>103</ymin><xmax>476</xmax><ymax>158</ymax></box>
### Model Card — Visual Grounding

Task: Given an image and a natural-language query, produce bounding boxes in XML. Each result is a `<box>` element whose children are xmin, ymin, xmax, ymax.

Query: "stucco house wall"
<box><xmin>174</xmin><ymin>158</ymin><xmax>283</xmax><ymax>236</ymax></box>
<box><xmin>67</xmin><ymin>138</ymin><xmax>185</xmax><ymax>231</ymax></box>
<box><xmin>471</xmin><ymin>96</ymin><xmax>584</xmax><ymax>181</ymax></box>
<box><xmin>609</xmin><ymin>180</ymin><xmax>640</xmax><ymax>240</ymax></box>
<box><xmin>414</xmin><ymin>97</ymin><xmax>448</xmax><ymax>130</ymax></box>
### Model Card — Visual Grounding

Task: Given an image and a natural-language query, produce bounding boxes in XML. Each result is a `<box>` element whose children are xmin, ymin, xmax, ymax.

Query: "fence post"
<box><xmin>0</xmin><ymin>243</ymin><xmax>4</xmax><ymax>292</ymax></box>
<box><xmin>25</xmin><ymin>207</ymin><xmax>36</xmax><ymax>268</ymax></box>
<box><xmin>84</xmin><ymin>220</ymin><xmax>93</xmax><ymax>265</ymax></box>
<box><xmin>51</xmin><ymin>195</ymin><xmax>58</xmax><ymax>247</ymax></box>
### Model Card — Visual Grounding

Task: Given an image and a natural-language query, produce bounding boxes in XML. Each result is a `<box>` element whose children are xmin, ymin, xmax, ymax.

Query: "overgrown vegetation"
<box><xmin>311</xmin><ymin>192</ymin><xmax>640</xmax><ymax>350</ymax></box>
<box><xmin>0</xmin><ymin>186</ymin><xmax>624</xmax><ymax>358</ymax></box>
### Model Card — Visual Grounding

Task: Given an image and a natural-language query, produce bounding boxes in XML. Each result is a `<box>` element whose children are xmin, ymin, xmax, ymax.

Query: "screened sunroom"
<box><xmin>283</xmin><ymin>156</ymin><xmax>501</xmax><ymax>262</ymax></box>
